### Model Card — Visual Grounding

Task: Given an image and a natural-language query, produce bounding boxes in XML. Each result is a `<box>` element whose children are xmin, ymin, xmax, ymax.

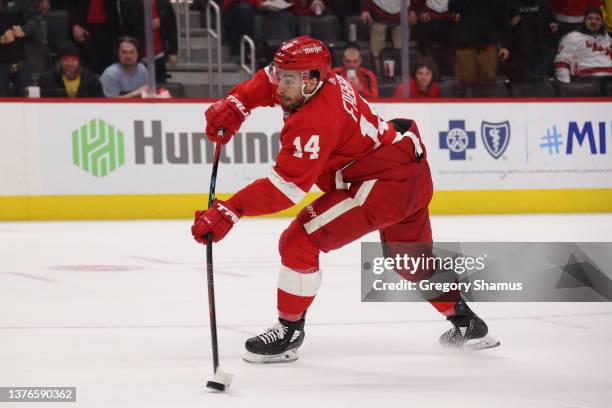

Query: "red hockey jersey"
<box><xmin>549</xmin><ymin>0</ymin><xmax>602</xmax><ymax>23</ymax></box>
<box><xmin>225</xmin><ymin>68</ymin><xmax>427</xmax><ymax>217</ymax></box>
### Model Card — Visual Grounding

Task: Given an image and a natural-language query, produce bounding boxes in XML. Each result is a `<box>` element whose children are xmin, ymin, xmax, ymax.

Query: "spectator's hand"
<box><xmin>498</xmin><ymin>48</ymin><xmax>510</xmax><ymax>61</ymax></box>
<box><xmin>419</xmin><ymin>12</ymin><xmax>431</xmax><ymax>23</ymax></box>
<box><xmin>452</xmin><ymin>13</ymin><xmax>460</xmax><ymax>23</ymax></box>
<box><xmin>152</xmin><ymin>18</ymin><xmax>161</xmax><ymax>29</ymax></box>
<box><xmin>549</xmin><ymin>22</ymin><xmax>558</xmax><ymax>33</ymax></box>
<box><xmin>12</xmin><ymin>25</ymin><xmax>25</xmax><ymax>38</ymax></box>
<box><xmin>205</xmin><ymin>95</ymin><xmax>250</xmax><ymax>144</ymax></box>
<box><xmin>347</xmin><ymin>76</ymin><xmax>362</xmax><ymax>91</ymax></box>
<box><xmin>39</xmin><ymin>0</ymin><xmax>50</xmax><ymax>15</ymax></box>
<box><xmin>310</xmin><ymin>0</ymin><xmax>325</xmax><ymax>13</ymax></box>
<box><xmin>73</xmin><ymin>25</ymin><xmax>90</xmax><ymax>43</ymax></box>
<box><xmin>167</xmin><ymin>54</ymin><xmax>178</xmax><ymax>67</ymax></box>
<box><xmin>361</xmin><ymin>11</ymin><xmax>373</xmax><ymax>26</ymax></box>
<box><xmin>555</xmin><ymin>69</ymin><xmax>570</xmax><ymax>83</ymax></box>
<box><xmin>408</xmin><ymin>11</ymin><xmax>417</xmax><ymax>26</ymax></box>
<box><xmin>0</xmin><ymin>29</ymin><xmax>16</xmax><ymax>45</ymax></box>
<box><xmin>139</xmin><ymin>85</ymin><xmax>151</xmax><ymax>98</ymax></box>
<box><xmin>510</xmin><ymin>15</ymin><xmax>521</xmax><ymax>26</ymax></box>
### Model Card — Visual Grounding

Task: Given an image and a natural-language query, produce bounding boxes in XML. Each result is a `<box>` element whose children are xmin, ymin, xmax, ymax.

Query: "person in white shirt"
<box><xmin>554</xmin><ymin>8</ymin><xmax>612</xmax><ymax>83</ymax></box>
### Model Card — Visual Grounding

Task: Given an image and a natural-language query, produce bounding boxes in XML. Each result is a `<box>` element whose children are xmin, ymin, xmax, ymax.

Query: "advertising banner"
<box><xmin>0</xmin><ymin>100</ymin><xmax>610</xmax><ymax>219</ymax></box>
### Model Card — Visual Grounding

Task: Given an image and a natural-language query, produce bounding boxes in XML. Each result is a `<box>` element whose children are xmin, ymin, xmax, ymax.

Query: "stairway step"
<box><xmin>183</xmin><ymin>84</ymin><xmax>235</xmax><ymax>98</ymax></box>
<box><xmin>173</xmin><ymin>6</ymin><xmax>206</xmax><ymax>28</ymax></box>
<box><xmin>171</xmin><ymin>61</ymin><xmax>241</xmax><ymax>72</ymax></box>
<box><xmin>169</xmin><ymin>69</ymin><xmax>242</xmax><ymax>84</ymax></box>
<box><xmin>179</xmin><ymin>27</ymin><xmax>209</xmax><ymax>37</ymax></box>
<box><xmin>178</xmin><ymin>47</ymin><xmax>232</xmax><ymax>63</ymax></box>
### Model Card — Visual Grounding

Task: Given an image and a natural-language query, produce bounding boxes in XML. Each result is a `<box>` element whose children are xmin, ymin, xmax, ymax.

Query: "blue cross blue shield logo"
<box><xmin>439</xmin><ymin>120</ymin><xmax>476</xmax><ymax>160</ymax></box>
<box><xmin>481</xmin><ymin>121</ymin><xmax>510</xmax><ymax>159</ymax></box>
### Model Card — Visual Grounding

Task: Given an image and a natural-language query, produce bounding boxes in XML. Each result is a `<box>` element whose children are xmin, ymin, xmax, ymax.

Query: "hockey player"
<box><xmin>554</xmin><ymin>8</ymin><xmax>612</xmax><ymax>83</ymax></box>
<box><xmin>191</xmin><ymin>36</ymin><xmax>499</xmax><ymax>363</ymax></box>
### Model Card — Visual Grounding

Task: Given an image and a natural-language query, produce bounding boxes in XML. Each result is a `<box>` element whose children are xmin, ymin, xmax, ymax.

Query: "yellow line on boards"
<box><xmin>1</xmin><ymin>189</ymin><xmax>611</xmax><ymax>221</ymax></box>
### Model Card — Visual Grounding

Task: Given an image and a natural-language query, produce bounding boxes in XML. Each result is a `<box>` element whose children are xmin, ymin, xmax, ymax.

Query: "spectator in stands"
<box><xmin>38</xmin><ymin>40</ymin><xmax>103</xmax><ymax>97</ymax></box>
<box><xmin>223</xmin><ymin>0</ymin><xmax>261</xmax><ymax>63</ymax></box>
<box><xmin>326</xmin><ymin>0</ymin><xmax>359</xmax><ymax>15</ymax></box>
<box><xmin>414</xmin><ymin>0</ymin><xmax>458</xmax><ymax>74</ymax></box>
<box><xmin>122</xmin><ymin>0</ymin><xmax>178</xmax><ymax>83</ymax></box>
<box><xmin>23</xmin><ymin>0</ymin><xmax>47</xmax><ymax>44</ymax></box>
<box><xmin>554</xmin><ymin>7</ymin><xmax>612</xmax><ymax>83</ymax></box>
<box><xmin>67</xmin><ymin>0</ymin><xmax>121</xmax><ymax>74</ymax></box>
<box><xmin>23</xmin><ymin>0</ymin><xmax>50</xmax><ymax>81</ymax></box>
<box><xmin>333</xmin><ymin>46</ymin><xmax>378</xmax><ymax>99</ymax></box>
<box><xmin>391</xmin><ymin>58</ymin><xmax>440</xmax><ymax>98</ymax></box>
<box><xmin>448</xmin><ymin>0</ymin><xmax>513</xmax><ymax>85</ymax></box>
<box><xmin>51</xmin><ymin>0</ymin><xmax>67</xmax><ymax>9</ymax></box>
<box><xmin>361</xmin><ymin>0</ymin><xmax>413</xmax><ymax>75</ymax></box>
<box><xmin>549</xmin><ymin>0</ymin><xmax>602</xmax><ymax>37</ymax></box>
<box><xmin>290</xmin><ymin>0</ymin><xmax>326</xmax><ymax>15</ymax></box>
<box><xmin>411</xmin><ymin>0</ymin><xmax>457</xmax><ymax>76</ymax></box>
<box><xmin>100</xmin><ymin>36</ymin><xmax>149</xmax><ymax>98</ymax></box>
<box><xmin>0</xmin><ymin>0</ymin><xmax>35</xmax><ymax>96</ymax></box>
<box><xmin>505</xmin><ymin>0</ymin><xmax>558</xmax><ymax>81</ymax></box>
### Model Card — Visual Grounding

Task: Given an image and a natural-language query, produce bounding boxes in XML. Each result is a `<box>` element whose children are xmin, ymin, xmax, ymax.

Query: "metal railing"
<box><xmin>240</xmin><ymin>35</ymin><xmax>256</xmax><ymax>82</ymax></box>
<box><xmin>206</xmin><ymin>1</ymin><xmax>223</xmax><ymax>97</ymax></box>
<box><xmin>171</xmin><ymin>0</ymin><xmax>193</xmax><ymax>63</ymax></box>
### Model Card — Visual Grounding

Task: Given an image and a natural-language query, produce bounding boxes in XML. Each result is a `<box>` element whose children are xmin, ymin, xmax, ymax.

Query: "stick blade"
<box><xmin>206</xmin><ymin>367</ymin><xmax>234</xmax><ymax>392</ymax></box>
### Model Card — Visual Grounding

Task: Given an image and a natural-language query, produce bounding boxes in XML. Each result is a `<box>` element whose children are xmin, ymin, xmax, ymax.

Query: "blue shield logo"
<box><xmin>481</xmin><ymin>121</ymin><xmax>510</xmax><ymax>159</ymax></box>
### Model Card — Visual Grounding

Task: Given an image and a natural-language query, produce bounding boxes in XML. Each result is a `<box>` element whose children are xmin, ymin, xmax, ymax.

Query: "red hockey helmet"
<box><xmin>269</xmin><ymin>36</ymin><xmax>332</xmax><ymax>86</ymax></box>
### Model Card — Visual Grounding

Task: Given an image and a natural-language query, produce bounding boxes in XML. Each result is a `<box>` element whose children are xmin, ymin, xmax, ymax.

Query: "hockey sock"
<box><xmin>277</xmin><ymin>265</ymin><xmax>322</xmax><ymax>321</ymax></box>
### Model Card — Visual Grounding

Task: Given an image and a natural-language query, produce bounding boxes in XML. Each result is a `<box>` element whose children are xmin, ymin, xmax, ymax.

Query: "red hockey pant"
<box><xmin>276</xmin><ymin>175</ymin><xmax>460</xmax><ymax>321</ymax></box>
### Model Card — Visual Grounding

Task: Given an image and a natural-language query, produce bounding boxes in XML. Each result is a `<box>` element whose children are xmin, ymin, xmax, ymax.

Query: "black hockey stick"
<box><xmin>205</xmin><ymin>133</ymin><xmax>233</xmax><ymax>392</ymax></box>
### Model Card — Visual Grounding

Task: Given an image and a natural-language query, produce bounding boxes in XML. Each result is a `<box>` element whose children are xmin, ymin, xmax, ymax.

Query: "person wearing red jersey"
<box><xmin>333</xmin><ymin>47</ymin><xmax>378</xmax><ymax>99</ymax></box>
<box><xmin>289</xmin><ymin>0</ymin><xmax>326</xmax><ymax>15</ymax></box>
<box><xmin>550</xmin><ymin>0</ymin><xmax>602</xmax><ymax>24</ymax></box>
<box><xmin>391</xmin><ymin>59</ymin><xmax>441</xmax><ymax>98</ymax></box>
<box><xmin>191</xmin><ymin>36</ymin><xmax>499</xmax><ymax>363</ymax></box>
<box><xmin>550</xmin><ymin>0</ymin><xmax>603</xmax><ymax>37</ymax></box>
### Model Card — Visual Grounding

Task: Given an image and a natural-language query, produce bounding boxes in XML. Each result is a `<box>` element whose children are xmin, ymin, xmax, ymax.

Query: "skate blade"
<box><xmin>242</xmin><ymin>349</ymin><xmax>299</xmax><ymax>364</ymax></box>
<box><xmin>463</xmin><ymin>335</ymin><xmax>500</xmax><ymax>351</ymax></box>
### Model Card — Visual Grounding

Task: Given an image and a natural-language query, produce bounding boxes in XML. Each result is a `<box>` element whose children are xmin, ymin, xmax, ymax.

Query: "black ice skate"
<box><xmin>439</xmin><ymin>301</ymin><xmax>500</xmax><ymax>350</ymax></box>
<box><xmin>243</xmin><ymin>317</ymin><xmax>305</xmax><ymax>363</ymax></box>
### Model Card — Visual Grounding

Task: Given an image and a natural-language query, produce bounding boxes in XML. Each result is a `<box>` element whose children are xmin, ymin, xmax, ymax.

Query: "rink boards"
<box><xmin>1</xmin><ymin>99</ymin><xmax>611</xmax><ymax>220</ymax></box>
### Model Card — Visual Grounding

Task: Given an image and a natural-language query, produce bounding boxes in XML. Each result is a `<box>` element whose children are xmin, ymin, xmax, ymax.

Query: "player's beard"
<box><xmin>279</xmin><ymin>93</ymin><xmax>304</xmax><ymax>113</ymax></box>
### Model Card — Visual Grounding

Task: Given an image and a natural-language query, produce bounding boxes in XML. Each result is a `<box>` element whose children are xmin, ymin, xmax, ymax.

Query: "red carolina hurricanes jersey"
<box><xmin>226</xmin><ymin>68</ymin><xmax>424</xmax><ymax>216</ymax></box>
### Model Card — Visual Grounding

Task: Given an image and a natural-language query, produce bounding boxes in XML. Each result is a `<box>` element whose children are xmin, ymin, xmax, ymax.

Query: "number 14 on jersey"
<box><xmin>293</xmin><ymin>135</ymin><xmax>320</xmax><ymax>160</ymax></box>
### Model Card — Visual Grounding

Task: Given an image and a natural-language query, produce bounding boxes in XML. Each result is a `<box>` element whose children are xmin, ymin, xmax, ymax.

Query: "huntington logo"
<box><xmin>72</xmin><ymin>119</ymin><xmax>125</xmax><ymax>177</ymax></box>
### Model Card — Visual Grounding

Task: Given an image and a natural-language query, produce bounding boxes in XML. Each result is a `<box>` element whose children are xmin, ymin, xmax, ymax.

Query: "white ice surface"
<box><xmin>1</xmin><ymin>214</ymin><xmax>612</xmax><ymax>408</ymax></box>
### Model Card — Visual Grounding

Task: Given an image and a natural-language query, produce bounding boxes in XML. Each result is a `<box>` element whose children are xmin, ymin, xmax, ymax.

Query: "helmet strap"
<box><xmin>300</xmin><ymin>79</ymin><xmax>324</xmax><ymax>103</ymax></box>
